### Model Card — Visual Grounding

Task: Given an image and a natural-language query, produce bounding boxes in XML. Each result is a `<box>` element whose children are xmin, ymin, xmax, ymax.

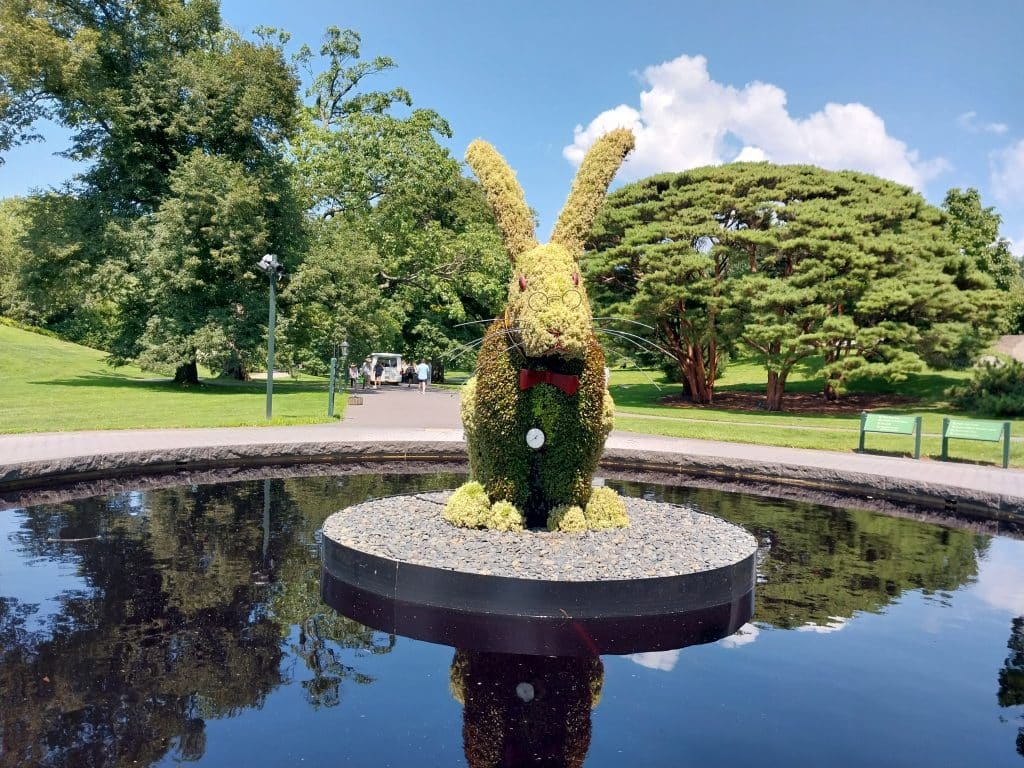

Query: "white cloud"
<box><xmin>626</xmin><ymin>649</ymin><xmax>680</xmax><ymax>671</ymax></box>
<box><xmin>974</xmin><ymin>538</ymin><xmax>1024</xmax><ymax>615</ymax></box>
<box><xmin>957</xmin><ymin>110</ymin><xmax>1010</xmax><ymax>135</ymax></box>
<box><xmin>991</xmin><ymin>138</ymin><xmax>1024</xmax><ymax>208</ymax></box>
<box><xmin>795</xmin><ymin>616</ymin><xmax>849</xmax><ymax>634</ymax></box>
<box><xmin>564</xmin><ymin>54</ymin><xmax>949</xmax><ymax>190</ymax></box>
<box><xmin>719</xmin><ymin>622</ymin><xmax>760</xmax><ymax>648</ymax></box>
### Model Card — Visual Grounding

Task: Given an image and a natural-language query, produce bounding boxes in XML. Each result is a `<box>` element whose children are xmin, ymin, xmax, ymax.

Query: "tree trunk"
<box><xmin>823</xmin><ymin>381</ymin><xmax>839</xmax><ymax>401</ymax></box>
<box><xmin>220</xmin><ymin>359</ymin><xmax>248</xmax><ymax>380</ymax></box>
<box><xmin>765</xmin><ymin>370</ymin><xmax>787</xmax><ymax>411</ymax></box>
<box><xmin>174</xmin><ymin>361</ymin><xmax>199</xmax><ymax>385</ymax></box>
<box><xmin>677</xmin><ymin>343</ymin><xmax>716</xmax><ymax>404</ymax></box>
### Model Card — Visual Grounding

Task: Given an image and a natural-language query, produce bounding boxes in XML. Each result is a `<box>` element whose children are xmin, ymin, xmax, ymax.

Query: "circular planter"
<box><xmin>321</xmin><ymin>491</ymin><xmax>758</xmax><ymax>656</ymax></box>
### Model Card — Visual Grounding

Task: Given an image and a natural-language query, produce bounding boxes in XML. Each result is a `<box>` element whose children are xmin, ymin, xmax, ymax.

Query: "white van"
<box><xmin>370</xmin><ymin>353</ymin><xmax>403</xmax><ymax>385</ymax></box>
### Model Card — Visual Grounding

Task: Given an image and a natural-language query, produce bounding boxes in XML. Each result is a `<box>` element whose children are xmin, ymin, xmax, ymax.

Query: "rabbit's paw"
<box><xmin>443</xmin><ymin>482</ymin><xmax>525</xmax><ymax>532</ymax></box>
<box><xmin>547</xmin><ymin>504</ymin><xmax>587</xmax><ymax>532</ymax></box>
<box><xmin>584</xmin><ymin>487</ymin><xmax>629</xmax><ymax>530</ymax></box>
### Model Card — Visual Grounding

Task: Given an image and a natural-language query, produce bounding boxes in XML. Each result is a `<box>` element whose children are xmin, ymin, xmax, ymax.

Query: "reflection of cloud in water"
<box><xmin>626</xmin><ymin>649</ymin><xmax>681</xmax><ymax>671</ymax></box>
<box><xmin>975</xmin><ymin>538</ymin><xmax>1024</xmax><ymax>615</ymax></box>
<box><xmin>796</xmin><ymin>617</ymin><xmax>849</xmax><ymax>634</ymax></box>
<box><xmin>719</xmin><ymin>622</ymin><xmax>760</xmax><ymax>648</ymax></box>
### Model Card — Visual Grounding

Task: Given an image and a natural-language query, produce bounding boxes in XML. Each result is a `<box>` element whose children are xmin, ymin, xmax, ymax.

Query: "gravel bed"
<box><xmin>322</xmin><ymin>491</ymin><xmax>757</xmax><ymax>582</ymax></box>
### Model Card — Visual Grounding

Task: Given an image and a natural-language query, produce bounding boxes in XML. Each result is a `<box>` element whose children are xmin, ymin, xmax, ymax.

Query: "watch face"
<box><xmin>526</xmin><ymin>428</ymin><xmax>545</xmax><ymax>449</ymax></box>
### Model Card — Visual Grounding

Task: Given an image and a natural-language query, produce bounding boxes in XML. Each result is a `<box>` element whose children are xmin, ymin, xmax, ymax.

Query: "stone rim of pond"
<box><xmin>320</xmin><ymin>491</ymin><xmax>757</xmax><ymax>655</ymax></box>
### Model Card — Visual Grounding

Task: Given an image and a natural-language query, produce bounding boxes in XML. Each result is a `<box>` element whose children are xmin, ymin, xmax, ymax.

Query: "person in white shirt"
<box><xmin>416</xmin><ymin>359</ymin><xmax>431</xmax><ymax>394</ymax></box>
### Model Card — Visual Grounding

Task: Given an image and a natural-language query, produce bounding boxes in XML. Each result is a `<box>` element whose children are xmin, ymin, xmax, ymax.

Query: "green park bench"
<box><xmin>858</xmin><ymin>412</ymin><xmax>923</xmax><ymax>459</ymax></box>
<box><xmin>940</xmin><ymin>417</ymin><xmax>1011</xmax><ymax>469</ymax></box>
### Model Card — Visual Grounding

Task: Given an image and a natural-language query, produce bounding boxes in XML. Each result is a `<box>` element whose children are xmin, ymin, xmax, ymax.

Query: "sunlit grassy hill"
<box><xmin>0</xmin><ymin>322</ymin><xmax>334</xmax><ymax>433</ymax></box>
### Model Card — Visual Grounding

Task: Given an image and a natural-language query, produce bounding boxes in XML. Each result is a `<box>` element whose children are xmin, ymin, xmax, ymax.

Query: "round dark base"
<box><xmin>320</xmin><ymin>491</ymin><xmax>757</xmax><ymax>656</ymax></box>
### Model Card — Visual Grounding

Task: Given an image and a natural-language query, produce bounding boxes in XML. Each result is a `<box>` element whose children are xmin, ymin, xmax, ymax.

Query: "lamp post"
<box><xmin>256</xmin><ymin>253</ymin><xmax>283</xmax><ymax>420</ymax></box>
<box><xmin>341</xmin><ymin>340</ymin><xmax>350</xmax><ymax>387</ymax></box>
<box><xmin>327</xmin><ymin>339</ymin><xmax>349</xmax><ymax>417</ymax></box>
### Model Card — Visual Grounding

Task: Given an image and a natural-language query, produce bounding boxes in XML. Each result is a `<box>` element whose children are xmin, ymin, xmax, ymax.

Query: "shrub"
<box><xmin>547</xmin><ymin>505</ymin><xmax>587</xmax><ymax>532</ymax></box>
<box><xmin>442</xmin><ymin>482</ymin><xmax>525</xmax><ymax>532</ymax></box>
<box><xmin>947</xmin><ymin>359</ymin><xmax>1024</xmax><ymax>417</ymax></box>
<box><xmin>585</xmin><ymin>487</ymin><xmax>630</xmax><ymax>529</ymax></box>
<box><xmin>442</xmin><ymin>482</ymin><xmax>491</xmax><ymax>528</ymax></box>
<box><xmin>488</xmin><ymin>500</ymin><xmax>525</xmax><ymax>532</ymax></box>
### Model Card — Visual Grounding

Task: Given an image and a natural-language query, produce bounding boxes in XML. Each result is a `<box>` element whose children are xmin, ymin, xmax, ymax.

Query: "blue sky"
<box><xmin>2</xmin><ymin>0</ymin><xmax>1022</xmax><ymax>254</ymax></box>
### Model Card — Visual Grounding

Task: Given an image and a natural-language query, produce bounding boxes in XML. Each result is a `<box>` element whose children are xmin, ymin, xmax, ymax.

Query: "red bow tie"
<box><xmin>519</xmin><ymin>368</ymin><xmax>581</xmax><ymax>396</ymax></box>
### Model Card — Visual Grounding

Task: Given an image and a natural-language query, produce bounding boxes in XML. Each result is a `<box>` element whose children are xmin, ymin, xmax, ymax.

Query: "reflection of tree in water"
<box><xmin>449</xmin><ymin>650</ymin><xmax>603</xmax><ymax>768</ymax></box>
<box><xmin>611</xmin><ymin>482</ymin><xmax>988</xmax><ymax>629</ymax></box>
<box><xmin>997</xmin><ymin>617</ymin><xmax>1024</xmax><ymax>757</ymax></box>
<box><xmin>0</xmin><ymin>476</ymin><xmax>425</xmax><ymax>767</ymax></box>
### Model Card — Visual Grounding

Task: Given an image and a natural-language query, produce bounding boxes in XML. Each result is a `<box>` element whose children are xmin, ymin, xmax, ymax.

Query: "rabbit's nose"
<box><xmin>548</xmin><ymin>327</ymin><xmax>563</xmax><ymax>337</ymax></box>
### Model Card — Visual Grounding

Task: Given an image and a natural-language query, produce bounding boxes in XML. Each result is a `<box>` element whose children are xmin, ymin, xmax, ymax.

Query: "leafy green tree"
<box><xmin>283</xmin><ymin>26</ymin><xmax>508</xmax><ymax>376</ymax></box>
<box><xmin>0</xmin><ymin>196</ymin><xmax>29</xmax><ymax>316</ymax></box>
<box><xmin>139</xmin><ymin>151</ymin><xmax>302</xmax><ymax>382</ymax></box>
<box><xmin>590</xmin><ymin>164</ymin><xmax>1003</xmax><ymax>410</ymax></box>
<box><xmin>1</xmin><ymin>1</ymin><xmax>301</xmax><ymax>379</ymax></box>
<box><xmin>279</xmin><ymin>220</ymin><xmax>404</xmax><ymax>373</ymax></box>
<box><xmin>943</xmin><ymin>187</ymin><xmax>1024</xmax><ymax>333</ymax></box>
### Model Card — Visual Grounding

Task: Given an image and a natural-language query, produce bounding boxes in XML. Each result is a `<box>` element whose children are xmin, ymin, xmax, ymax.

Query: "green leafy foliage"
<box><xmin>589</xmin><ymin>164</ymin><xmax>1004</xmax><ymax>410</ymax></box>
<box><xmin>441</xmin><ymin>481</ymin><xmax>525</xmax><ymax>531</ymax></box>
<box><xmin>947</xmin><ymin>360</ymin><xmax>1024</xmax><ymax>417</ymax></box>
<box><xmin>943</xmin><ymin>187</ymin><xmax>1024</xmax><ymax>333</ymax></box>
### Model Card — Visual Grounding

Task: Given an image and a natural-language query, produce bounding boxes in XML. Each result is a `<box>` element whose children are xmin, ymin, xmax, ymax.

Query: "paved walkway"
<box><xmin>1</xmin><ymin>384</ymin><xmax>1022</xmax><ymax>512</ymax></box>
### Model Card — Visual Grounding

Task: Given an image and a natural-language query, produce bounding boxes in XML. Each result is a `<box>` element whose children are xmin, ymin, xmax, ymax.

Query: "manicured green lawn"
<box><xmin>608</xmin><ymin>364</ymin><xmax>1024</xmax><ymax>468</ymax></box>
<box><xmin>0</xmin><ymin>324</ymin><xmax>340</xmax><ymax>432</ymax></box>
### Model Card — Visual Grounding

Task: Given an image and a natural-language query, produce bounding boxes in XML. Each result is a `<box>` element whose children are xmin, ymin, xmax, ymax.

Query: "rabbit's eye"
<box><xmin>572</xmin><ymin>272</ymin><xmax>580</xmax><ymax>287</ymax></box>
<box><xmin>518</xmin><ymin>275</ymin><xmax>527</xmax><ymax>292</ymax></box>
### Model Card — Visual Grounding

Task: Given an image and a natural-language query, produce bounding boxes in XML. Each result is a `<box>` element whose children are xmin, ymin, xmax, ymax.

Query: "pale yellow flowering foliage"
<box><xmin>465</xmin><ymin>140</ymin><xmax>538</xmax><ymax>259</ymax></box>
<box><xmin>508</xmin><ymin>243</ymin><xmax>593</xmax><ymax>359</ymax></box>
<box><xmin>584</xmin><ymin>487</ymin><xmax>629</xmax><ymax>529</ymax></box>
<box><xmin>551</xmin><ymin>128</ymin><xmax>636</xmax><ymax>256</ymax></box>
<box><xmin>547</xmin><ymin>504</ymin><xmax>588</xmax><ymax>532</ymax></box>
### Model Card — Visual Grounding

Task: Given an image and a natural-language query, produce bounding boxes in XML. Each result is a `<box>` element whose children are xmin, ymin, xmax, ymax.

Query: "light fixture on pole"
<box><xmin>256</xmin><ymin>253</ymin><xmax>284</xmax><ymax>420</ymax></box>
<box><xmin>341</xmin><ymin>340</ymin><xmax>350</xmax><ymax>387</ymax></box>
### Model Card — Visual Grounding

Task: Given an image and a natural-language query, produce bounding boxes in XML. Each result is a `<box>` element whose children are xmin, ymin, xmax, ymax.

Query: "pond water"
<box><xmin>1</xmin><ymin>471</ymin><xmax>1023</xmax><ymax>767</ymax></box>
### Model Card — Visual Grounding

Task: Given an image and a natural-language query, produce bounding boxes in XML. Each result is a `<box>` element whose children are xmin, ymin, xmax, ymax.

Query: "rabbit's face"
<box><xmin>508</xmin><ymin>243</ymin><xmax>592</xmax><ymax>360</ymax></box>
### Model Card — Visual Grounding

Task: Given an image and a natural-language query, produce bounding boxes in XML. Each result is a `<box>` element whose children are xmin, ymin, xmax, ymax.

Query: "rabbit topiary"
<box><xmin>443</xmin><ymin>129</ymin><xmax>635</xmax><ymax>531</ymax></box>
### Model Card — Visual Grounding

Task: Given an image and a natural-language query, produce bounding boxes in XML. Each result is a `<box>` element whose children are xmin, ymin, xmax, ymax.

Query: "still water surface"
<box><xmin>1</xmin><ymin>472</ymin><xmax>1022</xmax><ymax>767</ymax></box>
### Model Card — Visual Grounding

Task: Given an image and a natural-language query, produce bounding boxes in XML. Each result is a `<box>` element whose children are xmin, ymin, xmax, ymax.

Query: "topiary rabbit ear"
<box><xmin>551</xmin><ymin>128</ymin><xmax>635</xmax><ymax>257</ymax></box>
<box><xmin>465</xmin><ymin>140</ymin><xmax>538</xmax><ymax>259</ymax></box>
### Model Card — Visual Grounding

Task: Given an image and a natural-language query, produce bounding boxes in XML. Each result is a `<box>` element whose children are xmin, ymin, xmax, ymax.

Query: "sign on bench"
<box><xmin>941</xmin><ymin>417</ymin><xmax>1011</xmax><ymax>469</ymax></box>
<box><xmin>858</xmin><ymin>412</ymin><xmax>922</xmax><ymax>459</ymax></box>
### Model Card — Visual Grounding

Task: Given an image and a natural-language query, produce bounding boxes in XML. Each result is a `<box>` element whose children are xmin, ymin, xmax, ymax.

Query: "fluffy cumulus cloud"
<box><xmin>991</xmin><ymin>138</ymin><xmax>1024</xmax><ymax>209</ymax></box>
<box><xmin>564</xmin><ymin>54</ymin><xmax>948</xmax><ymax>190</ymax></box>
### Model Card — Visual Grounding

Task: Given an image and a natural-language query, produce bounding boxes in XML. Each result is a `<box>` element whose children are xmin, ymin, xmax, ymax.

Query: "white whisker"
<box><xmin>595</xmin><ymin>328</ymin><xmax>677</xmax><ymax>361</ymax></box>
<box><xmin>592</xmin><ymin>316</ymin><xmax>659</xmax><ymax>332</ymax></box>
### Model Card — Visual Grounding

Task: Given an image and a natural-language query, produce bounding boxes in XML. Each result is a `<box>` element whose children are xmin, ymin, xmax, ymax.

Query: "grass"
<box><xmin>3</xmin><ymin>321</ymin><xmax>1021</xmax><ymax>468</ymax></box>
<box><xmin>606</xmin><ymin>363</ymin><xmax>1024</xmax><ymax>468</ymax></box>
<box><xmin>0</xmin><ymin>324</ymin><xmax>340</xmax><ymax>433</ymax></box>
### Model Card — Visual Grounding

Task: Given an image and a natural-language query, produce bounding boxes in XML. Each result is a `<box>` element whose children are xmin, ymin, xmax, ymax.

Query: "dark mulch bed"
<box><xmin>659</xmin><ymin>390</ymin><xmax>919</xmax><ymax>415</ymax></box>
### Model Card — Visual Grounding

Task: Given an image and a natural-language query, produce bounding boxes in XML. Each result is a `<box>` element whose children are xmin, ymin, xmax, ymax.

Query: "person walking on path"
<box><xmin>373</xmin><ymin>359</ymin><xmax>384</xmax><ymax>389</ymax></box>
<box><xmin>416</xmin><ymin>359</ymin><xmax>431</xmax><ymax>394</ymax></box>
<box><xmin>348</xmin><ymin>363</ymin><xmax>358</xmax><ymax>389</ymax></box>
<box><xmin>361</xmin><ymin>359</ymin><xmax>372</xmax><ymax>390</ymax></box>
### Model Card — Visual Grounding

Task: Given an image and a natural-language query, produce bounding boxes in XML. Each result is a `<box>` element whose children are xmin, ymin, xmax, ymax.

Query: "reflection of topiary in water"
<box><xmin>444</xmin><ymin>129</ymin><xmax>635</xmax><ymax>530</ymax></box>
<box><xmin>450</xmin><ymin>650</ymin><xmax>604</xmax><ymax>768</ymax></box>
<box><xmin>443</xmin><ymin>482</ymin><xmax>526</xmax><ymax>532</ymax></box>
